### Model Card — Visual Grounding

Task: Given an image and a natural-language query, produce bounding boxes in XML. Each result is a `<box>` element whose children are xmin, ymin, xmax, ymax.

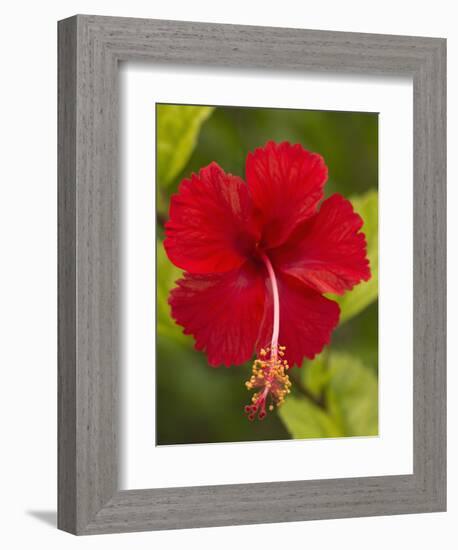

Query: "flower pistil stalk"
<box><xmin>244</xmin><ymin>252</ymin><xmax>292</xmax><ymax>420</ymax></box>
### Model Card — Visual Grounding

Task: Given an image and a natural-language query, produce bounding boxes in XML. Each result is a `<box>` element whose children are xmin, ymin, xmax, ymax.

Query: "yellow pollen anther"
<box><xmin>244</xmin><ymin>344</ymin><xmax>292</xmax><ymax>421</ymax></box>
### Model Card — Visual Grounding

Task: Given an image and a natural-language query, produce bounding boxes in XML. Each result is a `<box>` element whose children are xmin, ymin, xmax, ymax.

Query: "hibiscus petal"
<box><xmin>169</xmin><ymin>262</ymin><xmax>265</xmax><ymax>367</ymax></box>
<box><xmin>271</xmin><ymin>194</ymin><xmax>371</xmax><ymax>295</ymax></box>
<box><xmin>257</xmin><ymin>273</ymin><xmax>340</xmax><ymax>366</ymax></box>
<box><xmin>164</xmin><ymin>162</ymin><xmax>260</xmax><ymax>274</ymax></box>
<box><xmin>245</xmin><ymin>141</ymin><xmax>327</xmax><ymax>248</ymax></box>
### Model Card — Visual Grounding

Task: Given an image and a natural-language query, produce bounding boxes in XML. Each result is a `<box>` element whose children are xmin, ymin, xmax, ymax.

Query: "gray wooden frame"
<box><xmin>58</xmin><ymin>14</ymin><xmax>446</xmax><ymax>535</ymax></box>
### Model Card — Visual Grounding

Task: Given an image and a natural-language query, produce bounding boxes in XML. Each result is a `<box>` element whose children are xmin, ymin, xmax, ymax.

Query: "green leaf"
<box><xmin>157</xmin><ymin>104</ymin><xmax>214</xmax><ymax>188</ymax></box>
<box><xmin>156</xmin><ymin>240</ymin><xmax>192</xmax><ymax>345</ymax></box>
<box><xmin>331</xmin><ymin>190</ymin><xmax>378</xmax><ymax>323</ymax></box>
<box><xmin>300</xmin><ymin>351</ymin><xmax>330</xmax><ymax>399</ymax></box>
<box><xmin>281</xmin><ymin>351</ymin><xmax>378</xmax><ymax>439</ymax></box>
<box><xmin>326</xmin><ymin>352</ymin><xmax>378</xmax><ymax>436</ymax></box>
<box><xmin>278</xmin><ymin>394</ymin><xmax>343</xmax><ymax>439</ymax></box>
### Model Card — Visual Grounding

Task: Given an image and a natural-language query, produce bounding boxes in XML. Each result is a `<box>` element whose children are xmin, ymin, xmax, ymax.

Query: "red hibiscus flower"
<box><xmin>164</xmin><ymin>141</ymin><xmax>371</xmax><ymax>420</ymax></box>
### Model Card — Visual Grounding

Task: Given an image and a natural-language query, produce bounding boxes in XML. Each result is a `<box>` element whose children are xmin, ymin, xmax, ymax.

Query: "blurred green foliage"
<box><xmin>156</xmin><ymin>104</ymin><xmax>213</xmax><ymax>188</ymax></box>
<box><xmin>332</xmin><ymin>190</ymin><xmax>378</xmax><ymax>323</ymax></box>
<box><xmin>156</xmin><ymin>103</ymin><xmax>378</xmax><ymax>445</ymax></box>
<box><xmin>280</xmin><ymin>351</ymin><xmax>378</xmax><ymax>439</ymax></box>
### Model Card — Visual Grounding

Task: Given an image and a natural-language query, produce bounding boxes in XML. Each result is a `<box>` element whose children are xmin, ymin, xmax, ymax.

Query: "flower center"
<box><xmin>244</xmin><ymin>252</ymin><xmax>292</xmax><ymax>420</ymax></box>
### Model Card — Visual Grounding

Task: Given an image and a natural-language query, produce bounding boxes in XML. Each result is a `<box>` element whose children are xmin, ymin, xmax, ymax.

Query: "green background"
<box><xmin>156</xmin><ymin>104</ymin><xmax>378</xmax><ymax>445</ymax></box>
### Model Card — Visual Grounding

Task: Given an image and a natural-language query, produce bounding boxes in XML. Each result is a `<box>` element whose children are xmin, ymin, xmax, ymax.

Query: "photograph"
<box><xmin>156</xmin><ymin>103</ymin><xmax>379</xmax><ymax>445</ymax></box>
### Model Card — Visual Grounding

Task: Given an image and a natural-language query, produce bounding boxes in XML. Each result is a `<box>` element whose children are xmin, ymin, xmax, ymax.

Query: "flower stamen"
<box><xmin>244</xmin><ymin>252</ymin><xmax>292</xmax><ymax>420</ymax></box>
<box><xmin>244</xmin><ymin>346</ymin><xmax>291</xmax><ymax>420</ymax></box>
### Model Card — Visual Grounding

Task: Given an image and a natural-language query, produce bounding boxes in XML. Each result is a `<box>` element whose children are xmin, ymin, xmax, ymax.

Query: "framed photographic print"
<box><xmin>58</xmin><ymin>15</ymin><xmax>446</xmax><ymax>534</ymax></box>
